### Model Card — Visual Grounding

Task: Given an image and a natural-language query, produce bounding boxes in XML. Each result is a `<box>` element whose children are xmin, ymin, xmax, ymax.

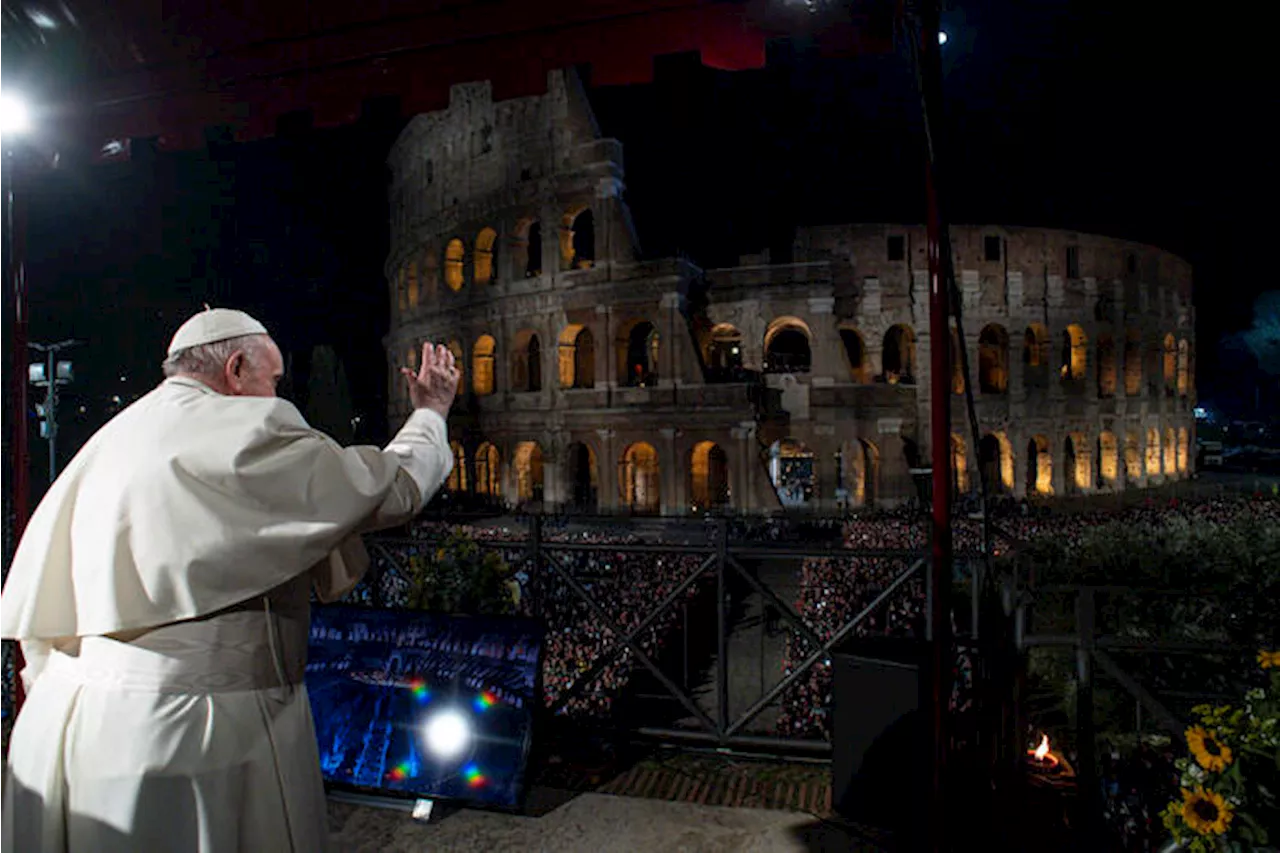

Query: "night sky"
<box><xmin>14</xmin><ymin>0</ymin><xmax>1275</xmax><ymax>472</ymax></box>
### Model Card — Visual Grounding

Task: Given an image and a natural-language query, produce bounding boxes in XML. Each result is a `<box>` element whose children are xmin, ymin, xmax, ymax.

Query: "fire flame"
<box><xmin>1033</xmin><ymin>734</ymin><xmax>1050</xmax><ymax>761</ymax></box>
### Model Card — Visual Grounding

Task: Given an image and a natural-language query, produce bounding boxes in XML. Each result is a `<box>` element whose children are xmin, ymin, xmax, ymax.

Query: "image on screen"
<box><xmin>306</xmin><ymin>605</ymin><xmax>544</xmax><ymax>809</ymax></box>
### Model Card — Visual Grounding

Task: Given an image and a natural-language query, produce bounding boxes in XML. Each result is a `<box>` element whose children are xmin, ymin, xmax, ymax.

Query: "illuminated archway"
<box><xmin>951</xmin><ymin>328</ymin><xmax>966</xmax><ymax>395</ymax></box>
<box><xmin>404</xmin><ymin>260</ymin><xmax>421</xmax><ymax>309</ymax></box>
<box><xmin>951</xmin><ymin>434</ymin><xmax>969</xmax><ymax>496</ymax></box>
<box><xmin>1065</xmin><ymin>432</ymin><xmax>1090</xmax><ymax>493</ymax></box>
<box><xmin>1061</xmin><ymin>325</ymin><xmax>1087</xmax><ymax>381</ymax></box>
<box><xmin>475</xmin><ymin>442</ymin><xmax>502</xmax><ymax>498</ymax></box>
<box><xmin>1163</xmin><ymin>427</ymin><xmax>1177</xmax><ymax>475</ymax></box>
<box><xmin>616</xmin><ymin>318</ymin><xmax>660</xmax><ymax>386</ymax></box>
<box><xmin>707</xmin><ymin>323</ymin><xmax>745</xmax><ymax>378</ymax></box>
<box><xmin>620</xmin><ymin>442</ymin><xmax>660</xmax><ymax>514</ymax></box>
<box><xmin>511</xmin><ymin>330</ymin><xmax>542</xmax><ymax>392</ymax></box>
<box><xmin>561</xmin><ymin>207</ymin><xmax>595</xmax><ymax>269</ymax></box>
<box><xmin>1177</xmin><ymin>427</ymin><xmax>1189</xmax><ymax>472</ymax></box>
<box><xmin>472</xmin><ymin>334</ymin><xmax>496</xmax><ymax>396</ymax></box>
<box><xmin>690</xmin><ymin>441</ymin><xmax>730</xmax><ymax>510</ymax></box>
<box><xmin>1096</xmin><ymin>333</ymin><xmax>1117</xmax><ymax>398</ymax></box>
<box><xmin>882</xmin><ymin>324</ymin><xmax>916</xmax><ymax>383</ymax></box>
<box><xmin>769</xmin><ymin>439</ymin><xmax>816</xmax><ymax>507</ymax></box>
<box><xmin>839</xmin><ymin>326</ymin><xmax>870</xmax><ymax>383</ymax></box>
<box><xmin>474</xmin><ymin>227</ymin><xmax>497</xmax><ymax>285</ymax></box>
<box><xmin>567</xmin><ymin>442</ymin><xmax>598</xmax><ymax>510</ymax></box>
<box><xmin>852</xmin><ymin>439</ymin><xmax>880</xmax><ymax>506</ymax></box>
<box><xmin>514</xmin><ymin>442</ymin><xmax>545</xmax><ymax>503</ymax></box>
<box><xmin>558</xmin><ymin>324</ymin><xmax>596</xmax><ymax>389</ymax></box>
<box><xmin>519</xmin><ymin>219</ymin><xmax>543</xmax><ymax>278</ymax></box>
<box><xmin>444</xmin><ymin>238</ymin><xmax>465</xmax><ymax>291</ymax></box>
<box><xmin>1163</xmin><ymin>334</ymin><xmax>1176</xmax><ymax>395</ymax></box>
<box><xmin>1023</xmin><ymin>323</ymin><xmax>1050</xmax><ymax>389</ymax></box>
<box><xmin>1124</xmin><ymin>433</ymin><xmax>1142</xmax><ymax>483</ymax></box>
<box><xmin>1097</xmin><ymin>431</ymin><xmax>1119</xmax><ymax>485</ymax></box>
<box><xmin>1026</xmin><ymin>435</ymin><xmax>1052</xmax><ymax>496</ymax></box>
<box><xmin>447</xmin><ymin>441</ymin><xmax>468</xmax><ymax>492</ymax></box>
<box><xmin>979</xmin><ymin>432</ymin><xmax>1014</xmax><ymax>493</ymax></box>
<box><xmin>978</xmin><ymin>324</ymin><xmax>1009</xmax><ymax>394</ymax></box>
<box><xmin>764</xmin><ymin>317</ymin><xmax>812</xmax><ymax>374</ymax></box>
<box><xmin>1123</xmin><ymin>329</ymin><xmax>1143</xmax><ymax>396</ymax></box>
<box><xmin>446</xmin><ymin>340</ymin><xmax>465</xmax><ymax>395</ymax></box>
<box><xmin>1176</xmin><ymin>339</ymin><xmax>1189</xmax><ymax>397</ymax></box>
<box><xmin>1145</xmin><ymin>428</ymin><xmax>1161</xmax><ymax>476</ymax></box>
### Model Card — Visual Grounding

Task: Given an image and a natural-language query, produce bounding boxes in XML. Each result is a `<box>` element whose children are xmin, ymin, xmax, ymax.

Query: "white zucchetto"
<box><xmin>167</xmin><ymin>308</ymin><xmax>268</xmax><ymax>357</ymax></box>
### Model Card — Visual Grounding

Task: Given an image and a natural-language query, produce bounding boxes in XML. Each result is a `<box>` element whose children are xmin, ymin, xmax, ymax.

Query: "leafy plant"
<box><xmin>403</xmin><ymin>530</ymin><xmax>517</xmax><ymax>616</ymax></box>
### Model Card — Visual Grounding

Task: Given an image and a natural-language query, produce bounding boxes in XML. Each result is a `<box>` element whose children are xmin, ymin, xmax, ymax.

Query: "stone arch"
<box><xmin>620</xmin><ymin>441</ymin><xmax>660</xmax><ymax>514</ymax></box>
<box><xmin>1177</xmin><ymin>427</ymin><xmax>1189</xmax><ymax>472</ymax></box>
<box><xmin>567</xmin><ymin>441</ymin><xmax>598</xmax><ymax>510</ymax></box>
<box><xmin>1123</xmin><ymin>329</ymin><xmax>1143</xmax><ymax>396</ymax></box>
<box><xmin>1163</xmin><ymin>427</ymin><xmax>1177</xmax><ymax>475</ymax></box>
<box><xmin>1096</xmin><ymin>333</ymin><xmax>1117</xmax><ymax>398</ymax></box>
<box><xmin>951</xmin><ymin>434</ymin><xmax>969</xmax><ymax>496</ymax></box>
<box><xmin>444</xmin><ymin>238</ymin><xmax>465</xmax><ymax>292</ymax></box>
<box><xmin>1123</xmin><ymin>433</ymin><xmax>1142</xmax><ymax>484</ymax></box>
<box><xmin>1163</xmin><ymin>334</ymin><xmax>1177</xmax><ymax>395</ymax></box>
<box><xmin>511</xmin><ymin>329</ymin><xmax>542</xmax><ymax>392</ymax></box>
<box><xmin>562</xmin><ymin>207</ymin><xmax>595</xmax><ymax>270</ymax></box>
<box><xmin>558</xmin><ymin>324</ymin><xmax>596</xmax><ymax>389</ymax></box>
<box><xmin>1023</xmin><ymin>323</ymin><xmax>1050</xmax><ymax>389</ymax></box>
<box><xmin>1062</xmin><ymin>324</ymin><xmax>1088</xmax><ymax>382</ymax></box>
<box><xmin>404</xmin><ymin>260</ymin><xmax>421</xmax><ymax>309</ymax></box>
<box><xmin>764</xmin><ymin>317</ymin><xmax>813</xmax><ymax>374</ymax></box>
<box><xmin>769</xmin><ymin>439</ymin><xmax>816</xmax><ymax>508</ymax></box>
<box><xmin>1065</xmin><ymin>431</ymin><xmax>1090</xmax><ymax>493</ymax></box>
<box><xmin>853</xmin><ymin>439</ymin><xmax>880</xmax><ymax>506</ymax></box>
<box><xmin>839</xmin><ymin>326</ymin><xmax>871</xmax><ymax>383</ymax></box>
<box><xmin>1097</xmin><ymin>431</ymin><xmax>1119</xmax><ymax>485</ymax></box>
<box><xmin>1176</xmin><ymin>339</ymin><xmax>1189</xmax><ymax>397</ymax></box>
<box><xmin>446</xmin><ymin>339</ymin><xmax>465</xmax><ymax>395</ymax></box>
<box><xmin>475</xmin><ymin>442</ymin><xmax>502</xmax><ymax>498</ymax></box>
<box><xmin>474</xmin><ymin>227</ymin><xmax>497</xmax><ymax>285</ymax></box>
<box><xmin>707</xmin><ymin>323</ymin><xmax>745</xmax><ymax>379</ymax></box>
<box><xmin>1145</xmin><ymin>427</ymin><xmax>1161</xmax><ymax>476</ymax></box>
<box><xmin>690</xmin><ymin>441</ymin><xmax>731</xmax><ymax>510</ymax></box>
<box><xmin>978</xmin><ymin>324</ymin><xmax>1010</xmax><ymax>394</ymax></box>
<box><xmin>882</xmin><ymin>324</ymin><xmax>916</xmax><ymax>384</ymax></box>
<box><xmin>472</xmin><ymin>334</ymin><xmax>496</xmax><ymax>396</ymax></box>
<box><xmin>616</xmin><ymin>318</ymin><xmax>660</xmax><ymax>387</ymax></box>
<box><xmin>979</xmin><ymin>432</ymin><xmax>1014</xmax><ymax>494</ymax></box>
<box><xmin>514</xmin><ymin>441</ymin><xmax>545</xmax><ymax>503</ymax></box>
<box><xmin>516</xmin><ymin>218</ymin><xmax>543</xmax><ymax>278</ymax></box>
<box><xmin>447</xmin><ymin>440</ymin><xmax>468</xmax><ymax>492</ymax></box>
<box><xmin>1026</xmin><ymin>435</ymin><xmax>1052</xmax><ymax>496</ymax></box>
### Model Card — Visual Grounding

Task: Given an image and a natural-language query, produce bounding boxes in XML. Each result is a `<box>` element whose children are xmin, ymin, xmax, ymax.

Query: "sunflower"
<box><xmin>1186</xmin><ymin>725</ymin><xmax>1233</xmax><ymax>772</ymax></box>
<box><xmin>1259</xmin><ymin>649</ymin><xmax>1280</xmax><ymax>669</ymax></box>
<box><xmin>1180</xmin><ymin>787</ymin><xmax>1233</xmax><ymax>835</ymax></box>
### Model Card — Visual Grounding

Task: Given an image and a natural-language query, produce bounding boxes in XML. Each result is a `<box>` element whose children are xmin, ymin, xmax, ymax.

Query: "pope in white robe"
<box><xmin>1</xmin><ymin>309</ymin><xmax>459</xmax><ymax>852</ymax></box>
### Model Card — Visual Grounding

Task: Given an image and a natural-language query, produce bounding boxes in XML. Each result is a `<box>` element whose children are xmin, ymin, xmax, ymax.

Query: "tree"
<box><xmin>1242</xmin><ymin>290</ymin><xmax>1280</xmax><ymax>377</ymax></box>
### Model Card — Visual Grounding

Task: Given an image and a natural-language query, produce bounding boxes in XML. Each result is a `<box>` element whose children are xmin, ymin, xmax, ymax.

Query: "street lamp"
<box><xmin>28</xmin><ymin>340</ymin><xmax>81</xmax><ymax>483</ymax></box>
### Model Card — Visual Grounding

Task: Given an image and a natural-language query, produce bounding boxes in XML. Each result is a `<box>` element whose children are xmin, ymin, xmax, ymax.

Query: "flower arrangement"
<box><xmin>1160</xmin><ymin>651</ymin><xmax>1280</xmax><ymax>852</ymax></box>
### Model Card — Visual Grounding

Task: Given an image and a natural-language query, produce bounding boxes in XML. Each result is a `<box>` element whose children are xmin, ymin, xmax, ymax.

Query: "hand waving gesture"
<box><xmin>401</xmin><ymin>343</ymin><xmax>459</xmax><ymax>418</ymax></box>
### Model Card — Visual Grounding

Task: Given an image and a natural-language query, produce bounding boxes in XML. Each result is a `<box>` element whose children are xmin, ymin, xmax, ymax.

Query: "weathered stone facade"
<box><xmin>385</xmin><ymin>72</ymin><xmax>1195</xmax><ymax>514</ymax></box>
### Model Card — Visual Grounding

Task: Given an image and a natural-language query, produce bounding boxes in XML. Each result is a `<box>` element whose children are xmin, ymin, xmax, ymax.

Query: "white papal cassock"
<box><xmin>2</xmin><ymin>375</ymin><xmax>453</xmax><ymax>852</ymax></box>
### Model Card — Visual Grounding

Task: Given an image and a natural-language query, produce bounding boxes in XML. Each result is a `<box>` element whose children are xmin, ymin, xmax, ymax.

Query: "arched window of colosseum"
<box><xmin>514</xmin><ymin>441</ymin><xmax>545</xmax><ymax>503</ymax></box>
<box><xmin>1026</xmin><ymin>435</ymin><xmax>1053</xmax><ymax>496</ymax></box>
<box><xmin>1177</xmin><ymin>427</ymin><xmax>1189</xmax><ymax>472</ymax></box>
<box><xmin>1065</xmin><ymin>432</ymin><xmax>1091</xmax><ymax>493</ymax></box>
<box><xmin>708</xmin><ymin>324</ymin><xmax>745</xmax><ymax>380</ymax></box>
<box><xmin>1061</xmin><ymin>325</ymin><xmax>1088</xmax><ymax>382</ymax></box>
<box><xmin>1097</xmin><ymin>431</ymin><xmax>1119</xmax><ymax>485</ymax></box>
<box><xmin>1123</xmin><ymin>329</ymin><xmax>1143</xmax><ymax>396</ymax></box>
<box><xmin>882</xmin><ymin>324</ymin><xmax>916</xmax><ymax>384</ymax></box>
<box><xmin>444</xmin><ymin>238</ymin><xmax>466</xmax><ymax>292</ymax></box>
<box><xmin>951</xmin><ymin>434</ymin><xmax>969</xmax><ymax>496</ymax></box>
<box><xmin>979</xmin><ymin>324</ymin><xmax>1010</xmax><ymax>394</ymax></box>
<box><xmin>397</xmin><ymin>268</ymin><xmax>408</xmax><ymax>312</ymax></box>
<box><xmin>404</xmin><ymin>260</ymin><xmax>421</xmax><ymax>309</ymax></box>
<box><xmin>979</xmin><ymin>432</ymin><xmax>1014</xmax><ymax>493</ymax></box>
<box><xmin>1096</xmin><ymin>333</ymin><xmax>1117</xmax><ymax>398</ymax></box>
<box><xmin>620</xmin><ymin>442</ymin><xmax>660</xmax><ymax>514</ymax></box>
<box><xmin>690</xmin><ymin>441</ymin><xmax>730</xmax><ymax>511</ymax></box>
<box><xmin>558</xmin><ymin>324</ymin><xmax>596</xmax><ymax>389</ymax></box>
<box><xmin>1162</xmin><ymin>334</ymin><xmax>1176</xmax><ymax>395</ymax></box>
<box><xmin>472</xmin><ymin>335</ymin><xmax>496</xmax><ymax>396</ymax></box>
<box><xmin>1176</xmin><ymin>338</ymin><xmax>1189</xmax><ymax>397</ymax></box>
<box><xmin>475</xmin><ymin>442</ymin><xmax>502</xmax><ymax>498</ymax></box>
<box><xmin>769</xmin><ymin>439</ymin><xmax>816</xmax><ymax>508</ymax></box>
<box><xmin>561</xmin><ymin>208</ymin><xmax>595</xmax><ymax>270</ymax></box>
<box><xmin>447</xmin><ymin>441</ymin><xmax>468</xmax><ymax>492</ymax></box>
<box><xmin>1124</xmin><ymin>434</ymin><xmax>1142</xmax><ymax>483</ymax></box>
<box><xmin>1022</xmin><ymin>324</ymin><xmax>1050</xmax><ymax>389</ymax></box>
<box><xmin>839</xmin><ymin>327</ymin><xmax>870</xmax><ymax>384</ymax></box>
<box><xmin>447</xmin><ymin>340</ymin><xmax>465</xmax><ymax>395</ymax></box>
<box><xmin>474</xmin><ymin>228</ymin><xmax>497</xmax><ymax>285</ymax></box>
<box><xmin>510</xmin><ymin>331</ymin><xmax>542</xmax><ymax>392</ymax></box>
<box><xmin>951</xmin><ymin>328</ymin><xmax>965</xmax><ymax>395</ymax></box>
<box><xmin>617</xmin><ymin>319</ymin><xmax>660</xmax><ymax>387</ymax></box>
<box><xmin>520</xmin><ymin>220</ymin><xmax>543</xmax><ymax>278</ymax></box>
<box><xmin>1163</xmin><ymin>427</ymin><xmax>1177</xmax><ymax>475</ymax></box>
<box><xmin>1145</xmin><ymin>428</ymin><xmax>1161</xmax><ymax>476</ymax></box>
<box><xmin>567</xmin><ymin>442</ymin><xmax>598</xmax><ymax>510</ymax></box>
<box><xmin>764</xmin><ymin>317</ymin><xmax>812</xmax><ymax>374</ymax></box>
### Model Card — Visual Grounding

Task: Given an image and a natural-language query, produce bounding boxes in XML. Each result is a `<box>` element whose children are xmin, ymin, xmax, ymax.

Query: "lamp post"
<box><xmin>29</xmin><ymin>340</ymin><xmax>81</xmax><ymax>484</ymax></box>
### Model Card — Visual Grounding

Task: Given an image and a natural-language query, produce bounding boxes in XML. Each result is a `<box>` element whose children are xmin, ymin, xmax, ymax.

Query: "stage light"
<box><xmin>1</xmin><ymin>94</ymin><xmax>31</xmax><ymax>136</ymax></box>
<box><xmin>424</xmin><ymin>709</ymin><xmax>472</xmax><ymax>759</ymax></box>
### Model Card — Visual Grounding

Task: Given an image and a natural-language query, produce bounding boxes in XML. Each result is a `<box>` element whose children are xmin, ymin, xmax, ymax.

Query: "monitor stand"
<box><xmin>327</xmin><ymin>790</ymin><xmax>460</xmax><ymax>823</ymax></box>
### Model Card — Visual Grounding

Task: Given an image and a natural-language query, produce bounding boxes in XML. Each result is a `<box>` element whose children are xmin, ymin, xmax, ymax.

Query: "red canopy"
<box><xmin>3</xmin><ymin>0</ymin><xmax>891</xmax><ymax>159</ymax></box>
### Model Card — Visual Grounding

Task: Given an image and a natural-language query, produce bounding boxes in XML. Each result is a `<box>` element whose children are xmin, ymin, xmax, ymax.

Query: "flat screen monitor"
<box><xmin>306</xmin><ymin>604</ymin><xmax>544</xmax><ymax>809</ymax></box>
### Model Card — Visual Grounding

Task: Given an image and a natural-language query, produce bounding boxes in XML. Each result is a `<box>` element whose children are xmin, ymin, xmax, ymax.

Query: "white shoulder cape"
<box><xmin>1</xmin><ymin>377</ymin><xmax>425</xmax><ymax>640</ymax></box>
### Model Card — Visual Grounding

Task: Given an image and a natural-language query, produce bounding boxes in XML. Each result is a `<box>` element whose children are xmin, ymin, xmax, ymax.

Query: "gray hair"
<box><xmin>162</xmin><ymin>334</ymin><xmax>269</xmax><ymax>379</ymax></box>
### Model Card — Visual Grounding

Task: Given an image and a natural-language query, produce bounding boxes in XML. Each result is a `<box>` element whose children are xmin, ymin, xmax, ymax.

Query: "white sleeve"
<box><xmin>361</xmin><ymin>408</ymin><xmax>453</xmax><ymax>531</ymax></box>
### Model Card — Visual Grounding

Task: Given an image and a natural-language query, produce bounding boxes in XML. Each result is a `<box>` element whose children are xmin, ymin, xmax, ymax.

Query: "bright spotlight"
<box><xmin>423</xmin><ymin>709</ymin><xmax>472</xmax><ymax>760</ymax></box>
<box><xmin>0</xmin><ymin>94</ymin><xmax>31</xmax><ymax>136</ymax></box>
<box><xmin>938</xmin><ymin>31</ymin><xmax>949</xmax><ymax>45</ymax></box>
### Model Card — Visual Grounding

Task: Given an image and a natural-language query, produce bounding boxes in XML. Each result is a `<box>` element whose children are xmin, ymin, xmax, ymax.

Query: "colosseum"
<box><xmin>385</xmin><ymin>71</ymin><xmax>1196</xmax><ymax>514</ymax></box>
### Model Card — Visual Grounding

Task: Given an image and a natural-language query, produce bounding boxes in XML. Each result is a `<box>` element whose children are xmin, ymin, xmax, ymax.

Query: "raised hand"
<box><xmin>401</xmin><ymin>343</ymin><xmax>459</xmax><ymax>418</ymax></box>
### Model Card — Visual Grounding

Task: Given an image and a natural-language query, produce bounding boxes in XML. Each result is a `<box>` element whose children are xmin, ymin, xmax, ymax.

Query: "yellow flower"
<box><xmin>1180</xmin><ymin>787</ymin><xmax>1233</xmax><ymax>836</ymax></box>
<box><xmin>1259</xmin><ymin>649</ymin><xmax>1280</xmax><ymax>669</ymax></box>
<box><xmin>1186</xmin><ymin>725</ymin><xmax>1233</xmax><ymax>772</ymax></box>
